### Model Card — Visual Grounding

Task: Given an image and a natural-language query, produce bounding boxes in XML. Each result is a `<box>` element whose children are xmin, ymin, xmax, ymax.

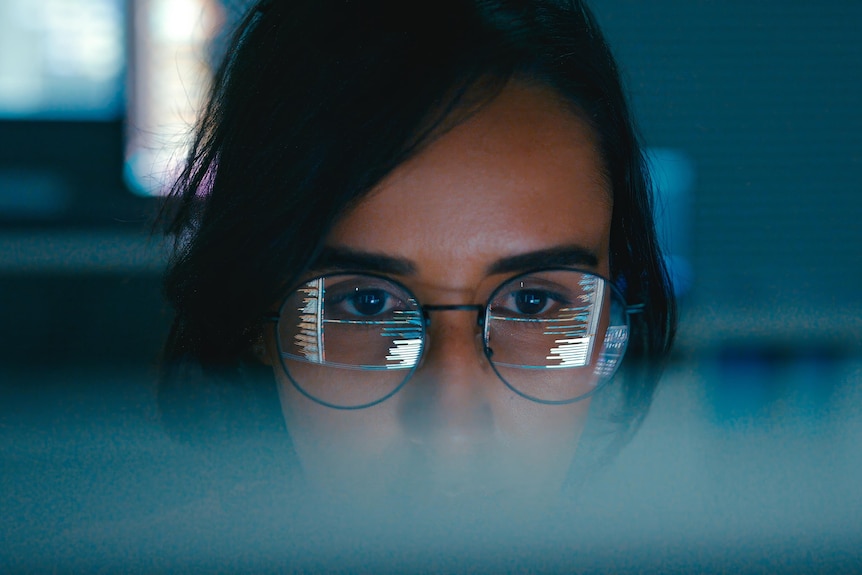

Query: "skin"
<box><xmin>262</xmin><ymin>82</ymin><xmax>612</xmax><ymax>511</ymax></box>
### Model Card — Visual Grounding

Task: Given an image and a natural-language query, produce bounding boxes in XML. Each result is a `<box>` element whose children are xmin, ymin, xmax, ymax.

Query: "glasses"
<box><xmin>266</xmin><ymin>268</ymin><xmax>637</xmax><ymax>409</ymax></box>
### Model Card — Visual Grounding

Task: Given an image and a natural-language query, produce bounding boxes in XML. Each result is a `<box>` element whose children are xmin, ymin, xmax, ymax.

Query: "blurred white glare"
<box><xmin>125</xmin><ymin>0</ymin><xmax>224</xmax><ymax>196</ymax></box>
<box><xmin>0</xmin><ymin>0</ymin><xmax>123</xmax><ymax>118</ymax></box>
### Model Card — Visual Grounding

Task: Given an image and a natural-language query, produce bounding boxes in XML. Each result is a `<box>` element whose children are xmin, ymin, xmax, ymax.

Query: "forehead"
<box><xmin>326</xmin><ymin>83</ymin><xmax>613</xmax><ymax>289</ymax></box>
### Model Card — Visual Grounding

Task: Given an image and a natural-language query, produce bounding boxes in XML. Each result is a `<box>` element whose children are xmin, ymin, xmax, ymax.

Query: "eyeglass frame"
<box><xmin>263</xmin><ymin>267</ymin><xmax>644</xmax><ymax>410</ymax></box>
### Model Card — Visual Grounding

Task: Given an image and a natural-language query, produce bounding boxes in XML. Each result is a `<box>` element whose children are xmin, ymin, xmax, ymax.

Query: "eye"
<box><xmin>325</xmin><ymin>281</ymin><xmax>409</xmax><ymax>320</ymax></box>
<box><xmin>343</xmin><ymin>288</ymin><xmax>391</xmax><ymax>316</ymax></box>
<box><xmin>497</xmin><ymin>286</ymin><xmax>569</xmax><ymax>318</ymax></box>
<box><xmin>512</xmin><ymin>289</ymin><xmax>550</xmax><ymax>315</ymax></box>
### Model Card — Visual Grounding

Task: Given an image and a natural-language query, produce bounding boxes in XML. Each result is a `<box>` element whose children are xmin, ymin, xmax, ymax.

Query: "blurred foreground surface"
<box><xmin>2</xmin><ymin>358</ymin><xmax>860</xmax><ymax>574</ymax></box>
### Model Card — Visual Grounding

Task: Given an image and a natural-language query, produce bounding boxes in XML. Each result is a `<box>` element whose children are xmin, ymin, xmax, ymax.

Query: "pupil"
<box><xmin>515</xmin><ymin>291</ymin><xmax>546</xmax><ymax>315</ymax></box>
<box><xmin>353</xmin><ymin>289</ymin><xmax>386</xmax><ymax>315</ymax></box>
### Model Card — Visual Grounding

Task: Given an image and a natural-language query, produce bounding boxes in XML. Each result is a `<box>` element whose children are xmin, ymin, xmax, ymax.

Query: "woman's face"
<box><xmin>264</xmin><ymin>83</ymin><xmax>612</xmax><ymax>510</ymax></box>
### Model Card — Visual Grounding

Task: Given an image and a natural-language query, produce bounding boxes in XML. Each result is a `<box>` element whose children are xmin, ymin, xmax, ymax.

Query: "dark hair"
<box><xmin>158</xmin><ymin>0</ymin><xmax>676</xmax><ymax>460</ymax></box>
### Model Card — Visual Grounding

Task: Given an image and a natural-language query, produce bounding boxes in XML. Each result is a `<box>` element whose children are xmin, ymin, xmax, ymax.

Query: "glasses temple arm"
<box><xmin>625</xmin><ymin>303</ymin><xmax>645</xmax><ymax>315</ymax></box>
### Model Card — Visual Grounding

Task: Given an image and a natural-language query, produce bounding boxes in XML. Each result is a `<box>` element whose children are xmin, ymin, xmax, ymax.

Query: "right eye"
<box><xmin>339</xmin><ymin>288</ymin><xmax>391</xmax><ymax>316</ymax></box>
<box><xmin>325</xmin><ymin>282</ymin><xmax>408</xmax><ymax>320</ymax></box>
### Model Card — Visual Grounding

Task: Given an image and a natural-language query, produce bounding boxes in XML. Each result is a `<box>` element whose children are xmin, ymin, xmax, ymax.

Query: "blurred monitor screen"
<box><xmin>0</xmin><ymin>0</ymin><xmax>124</xmax><ymax>120</ymax></box>
<box><xmin>124</xmin><ymin>0</ymin><xmax>224</xmax><ymax>196</ymax></box>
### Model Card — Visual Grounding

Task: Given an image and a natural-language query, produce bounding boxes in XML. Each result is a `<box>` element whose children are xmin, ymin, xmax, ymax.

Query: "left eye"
<box><xmin>499</xmin><ymin>288</ymin><xmax>568</xmax><ymax>317</ymax></box>
<box><xmin>512</xmin><ymin>290</ymin><xmax>550</xmax><ymax>315</ymax></box>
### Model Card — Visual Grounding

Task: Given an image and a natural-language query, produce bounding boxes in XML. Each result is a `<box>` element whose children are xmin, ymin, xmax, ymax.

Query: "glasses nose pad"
<box><xmin>412</xmin><ymin>311</ymin><xmax>430</xmax><ymax>370</ymax></box>
<box><xmin>412</xmin><ymin>306</ymin><xmax>491</xmax><ymax>373</ymax></box>
<box><xmin>477</xmin><ymin>332</ymin><xmax>495</xmax><ymax>370</ymax></box>
<box><xmin>476</xmin><ymin>308</ymin><xmax>495</xmax><ymax>362</ymax></box>
<box><xmin>414</xmin><ymin>333</ymin><xmax>429</xmax><ymax>371</ymax></box>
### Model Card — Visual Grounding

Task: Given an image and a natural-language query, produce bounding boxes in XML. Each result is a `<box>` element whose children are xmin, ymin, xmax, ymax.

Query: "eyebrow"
<box><xmin>486</xmin><ymin>245</ymin><xmax>599</xmax><ymax>275</ymax></box>
<box><xmin>312</xmin><ymin>245</ymin><xmax>599</xmax><ymax>277</ymax></box>
<box><xmin>311</xmin><ymin>246</ymin><xmax>416</xmax><ymax>275</ymax></box>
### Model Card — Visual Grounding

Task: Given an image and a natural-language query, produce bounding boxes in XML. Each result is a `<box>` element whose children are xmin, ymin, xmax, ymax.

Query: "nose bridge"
<box><xmin>420</xmin><ymin>304</ymin><xmax>487</xmax><ymax>376</ymax></box>
<box><xmin>398</xmin><ymin>305</ymin><xmax>495</xmax><ymax>444</ymax></box>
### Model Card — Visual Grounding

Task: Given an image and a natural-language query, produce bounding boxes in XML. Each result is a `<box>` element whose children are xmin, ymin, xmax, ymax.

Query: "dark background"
<box><xmin>1</xmin><ymin>1</ymin><xmax>860</xmax><ymax>572</ymax></box>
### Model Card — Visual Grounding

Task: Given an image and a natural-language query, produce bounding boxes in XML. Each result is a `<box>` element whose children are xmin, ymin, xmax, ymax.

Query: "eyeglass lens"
<box><xmin>276</xmin><ymin>271</ymin><xmax>629</xmax><ymax>408</ymax></box>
